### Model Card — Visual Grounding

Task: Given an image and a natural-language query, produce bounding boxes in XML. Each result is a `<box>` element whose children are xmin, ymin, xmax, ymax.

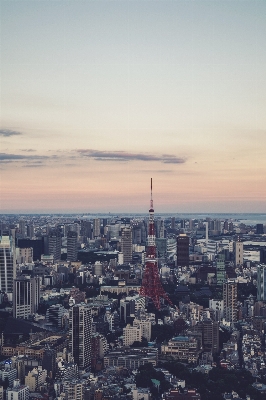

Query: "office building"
<box><xmin>93</xmin><ymin>218</ymin><xmax>101</xmax><ymax>238</ymax></box>
<box><xmin>176</xmin><ymin>234</ymin><xmax>189</xmax><ymax>267</ymax></box>
<box><xmin>223</xmin><ymin>281</ymin><xmax>237</xmax><ymax>323</ymax></box>
<box><xmin>18</xmin><ymin>220</ymin><xmax>26</xmax><ymax>239</ymax></box>
<box><xmin>121</xmin><ymin>227</ymin><xmax>132</xmax><ymax>264</ymax></box>
<box><xmin>69</xmin><ymin>304</ymin><xmax>92</xmax><ymax>369</ymax></box>
<box><xmin>80</xmin><ymin>220</ymin><xmax>92</xmax><ymax>240</ymax></box>
<box><xmin>48</xmin><ymin>229</ymin><xmax>61</xmax><ymax>261</ymax></box>
<box><xmin>209</xmin><ymin>299</ymin><xmax>224</xmax><ymax>321</ymax></box>
<box><xmin>16</xmin><ymin>247</ymin><xmax>33</xmax><ymax>264</ymax></box>
<box><xmin>0</xmin><ymin>235</ymin><xmax>16</xmax><ymax>296</ymax></box>
<box><xmin>257</xmin><ymin>264</ymin><xmax>266</xmax><ymax>301</ymax></box>
<box><xmin>123</xmin><ymin>324</ymin><xmax>142</xmax><ymax>346</ymax></box>
<box><xmin>234</xmin><ymin>240</ymin><xmax>243</xmax><ymax>266</ymax></box>
<box><xmin>260</xmin><ymin>248</ymin><xmax>266</xmax><ymax>264</ymax></box>
<box><xmin>63</xmin><ymin>380</ymin><xmax>85</xmax><ymax>400</ymax></box>
<box><xmin>256</xmin><ymin>224</ymin><xmax>264</xmax><ymax>234</ymax></box>
<box><xmin>26</xmin><ymin>224</ymin><xmax>34</xmax><ymax>239</ymax></box>
<box><xmin>67</xmin><ymin>231</ymin><xmax>78</xmax><ymax>261</ymax></box>
<box><xmin>17</xmin><ymin>238</ymin><xmax>44</xmax><ymax>261</ymax></box>
<box><xmin>196</xmin><ymin>319</ymin><xmax>219</xmax><ymax>354</ymax></box>
<box><xmin>171</xmin><ymin>217</ymin><xmax>176</xmax><ymax>230</ymax></box>
<box><xmin>7</xmin><ymin>379</ymin><xmax>29</xmax><ymax>400</ymax></box>
<box><xmin>216</xmin><ymin>254</ymin><xmax>226</xmax><ymax>285</ymax></box>
<box><xmin>13</xmin><ymin>277</ymin><xmax>40</xmax><ymax>319</ymax></box>
<box><xmin>46</xmin><ymin>304</ymin><xmax>66</xmax><ymax>328</ymax></box>
<box><xmin>25</xmin><ymin>367</ymin><xmax>47</xmax><ymax>392</ymax></box>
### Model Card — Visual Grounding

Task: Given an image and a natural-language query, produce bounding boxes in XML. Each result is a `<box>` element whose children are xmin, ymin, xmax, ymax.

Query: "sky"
<box><xmin>0</xmin><ymin>0</ymin><xmax>266</xmax><ymax>213</ymax></box>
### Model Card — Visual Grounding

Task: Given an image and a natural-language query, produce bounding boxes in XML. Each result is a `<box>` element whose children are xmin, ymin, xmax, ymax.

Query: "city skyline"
<box><xmin>1</xmin><ymin>1</ymin><xmax>266</xmax><ymax>213</ymax></box>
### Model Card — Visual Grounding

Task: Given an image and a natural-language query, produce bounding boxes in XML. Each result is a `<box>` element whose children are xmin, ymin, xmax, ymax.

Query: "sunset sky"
<box><xmin>1</xmin><ymin>0</ymin><xmax>265</xmax><ymax>213</ymax></box>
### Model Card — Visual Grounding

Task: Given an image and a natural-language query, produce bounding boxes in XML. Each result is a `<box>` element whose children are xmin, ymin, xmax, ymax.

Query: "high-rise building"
<box><xmin>67</xmin><ymin>231</ymin><xmax>78</xmax><ymax>261</ymax></box>
<box><xmin>0</xmin><ymin>235</ymin><xmax>16</xmax><ymax>296</ymax></box>
<box><xmin>223</xmin><ymin>281</ymin><xmax>237</xmax><ymax>323</ymax></box>
<box><xmin>17</xmin><ymin>238</ymin><xmax>44</xmax><ymax>261</ymax></box>
<box><xmin>80</xmin><ymin>220</ymin><xmax>92</xmax><ymax>240</ymax></box>
<box><xmin>18</xmin><ymin>220</ymin><xmax>26</xmax><ymax>239</ymax></box>
<box><xmin>234</xmin><ymin>240</ymin><xmax>243</xmax><ymax>266</ymax></box>
<box><xmin>13</xmin><ymin>276</ymin><xmax>40</xmax><ymax>319</ymax></box>
<box><xmin>196</xmin><ymin>318</ymin><xmax>219</xmax><ymax>354</ymax></box>
<box><xmin>257</xmin><ymin>264</ymin><xmax>266</xmax><ymax>301</ymax></box>
<box><xmin>216</xmin><ymin>254</ymin><xmax>226</xmax><ymax>285</ymax></box>
<box><xmin>121</xmin><ymin>227</ymin><xmax>132</xmax><ymax>264</ymax></box>
<box><xmin>26</xmin><ymin>224</ymin><xmax>34</xmax><ymax>239</ymax></box>
<box><xmin>176</xmin><ymin>234</ymin><xmax>189</xmax><ymax>267</ymax></box>
<box><xmin>93</xmin><ymin>219</ymin><xmax>101</xmax><ymax>238</ymax></box>
<box><xmin>48</xmin><ymin>228</ymin><xmax>61</xmax><ymax>261</ymax></box>
<box><xmin>260</xmin><ymin>248</ymin><xmax>266</xmax><ymax>264</ymax></box>
<box><xmin>171</xmin><ymin>217</ymin><xmax>176</xmax><ymax>230</ymax></box>
<box><xmin>69</xmin><ymin>304</ymin><xmax>92</xmax><ymax>369</ymax></box>
<box><xmin>256</xmin><ymin>224</ymin><xmax>264</xmax><ymax>234</ymax></box>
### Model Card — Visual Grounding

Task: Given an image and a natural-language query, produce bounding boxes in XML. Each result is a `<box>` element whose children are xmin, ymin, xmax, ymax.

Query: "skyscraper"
<box><xmin>176</xmin><ymin>234</ymin><xmax>189</xmax><ymax>268</ymax></box>
<box><xmin>69</xmin><ymin>304</ymin><xmax>92</xmax><ymax>369</ymax></box>
<box><xmin>223</xmin><ymin>281</ymin><xmax>237</xmax><ymax>323</ymax></box>
<box><xmin>13</xmin><ymin>276</ymin><xmax>40</xmax><ymax>319</ymax></box>
<box><xmin>257</xmin><ymin>264</ymin><xmax>266</xmax><ymax>301</ymax></box>
<box><xmin>18</xmin><ymin>219</ymin><xmax>26</xmax><ymax>239</ymax></box>
<box><xmin>121</xmin><ymin>227</ymin><xmax>132</xmax><ymax>264</ymax></box>
<box><xmin>0</xmin><ymin>235</ymin><xmax>16</xmax><ymax>297</ymax></box>
<box><xmin>216</xmin><ymin>254</ymin><xmax>226</xmax><ymax>286</ymax></box>
<box><xmin>48</xmin><ymin>228</ymin><xmax>61</xmax><ymax>261</ymax></box>
<box><xmin>93</xmin><ymin>219</ymin><xmax>101</xmax><ymax>238</ymax></box>
<box><xmin>67</xmin><ymin>231</ymin><xmax>78</xmax><ymax>261</ymax></box>
<box><xmin>234</xmin><ymin>240</ymin><xmax>243</xmax><ymax>266</ymax></box>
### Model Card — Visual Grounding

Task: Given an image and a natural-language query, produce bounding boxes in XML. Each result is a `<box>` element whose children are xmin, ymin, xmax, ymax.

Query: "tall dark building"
<box><xmin>17</xmin><ymin>238</ymin><xmax>44</xmax><ymax>261</ymax></box>
<box><xmin>48</xmin><ymin>229</ymin><xmax>61</xmax><ymax>261</ymax></box>
<box><xmin>13</xmin><ymin>276</ymin><xmax>40</xmax><ymax>319</ymax></box>
<box><xmin>176</xmin><ymin>234</ymin><xmax>189</xmax><ymax>267</ymax></box>
<box><xmin>67</xmin><ymin>231</ymin><xmax>78</xmax><ymax>261</ymax></box>
<box><xmin>196</xmin><ymin>318</ymin><xmax>219</xmax><ymax>354</ymax></box>
<box><xmin>69</xmin><ymin>304</ymin><xmax>92</xmax><ymax>369</ymax></box>
<box><xmin>121</xmin><ymin>227</ymin><xmax>132</xmax><ymax>264</ymax></box>
<box><xmin>0</xmin><ymin>235</ymin><xmax>15</xmax><ymax>295</ymax></box>
<box><xmin>256</xmin><ymin>224</ymin><xmax>264</xmax><ymax>234</ymax></box>
<box><xmin>260</xmin><ymin>248</ymin><xmax>266</xmax><ymax>264</ymax></box>
<box><xmin>80</xmin><ymin>220</ymin><xmax>92</xmax><ymax>240</ymax></box>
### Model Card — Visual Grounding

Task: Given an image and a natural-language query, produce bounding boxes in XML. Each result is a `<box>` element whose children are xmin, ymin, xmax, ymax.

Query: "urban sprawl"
<box><xmin>0</xmin><ymin>203</ymin><xmax>266</xmax><ymax>400</ymax></box>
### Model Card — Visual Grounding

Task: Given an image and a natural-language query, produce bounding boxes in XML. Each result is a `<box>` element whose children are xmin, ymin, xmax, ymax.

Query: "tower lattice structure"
<box><xmin>140</xmin><ymin>179</ymin><xmax>173</xmax><ymax>310</ymax></box>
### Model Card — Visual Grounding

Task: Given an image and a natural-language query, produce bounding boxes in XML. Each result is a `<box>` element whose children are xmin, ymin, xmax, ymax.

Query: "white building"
<box><xmin>123</xmin><ymin>324</ymin><xmax>142</xmax><ymax>346</ymax></box>
<box><xmin>133</xmin><ymin>319</ymin><xmax>151</xmax><ymax>342</ymax></box>
<box><xmin>209</xmin><ymin>299</ymin><xmax>224</xmax><ymax>321</ymax></box>
<box><xmin>7</xmin><ymin>379</ymin><xmax>29</xmax><ymax>400</ymax></box>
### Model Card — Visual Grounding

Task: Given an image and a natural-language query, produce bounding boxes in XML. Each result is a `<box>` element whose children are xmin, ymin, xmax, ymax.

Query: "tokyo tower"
<box><xmin>140</xmin><ymin>179</ymin><xmax>174</xmax><ymax>310</ymax></box>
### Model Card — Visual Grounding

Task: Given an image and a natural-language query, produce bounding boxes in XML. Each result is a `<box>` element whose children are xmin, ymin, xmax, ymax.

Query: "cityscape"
<box><xmin>1</xmin><ymin>1</ymin><xmax>266</xmax><ymax>400</ymax></box>
<box><xmin>0</xmin><ymin>186</ymin><xmax>266</xmax><ymax>399</ymax></box>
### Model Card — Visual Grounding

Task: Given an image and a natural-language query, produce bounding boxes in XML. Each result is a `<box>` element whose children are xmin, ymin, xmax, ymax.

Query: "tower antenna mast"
<box><xmin>140</xmin><ymin>179</ymin><xmax>173</xmax><ymax>310</ymax></box>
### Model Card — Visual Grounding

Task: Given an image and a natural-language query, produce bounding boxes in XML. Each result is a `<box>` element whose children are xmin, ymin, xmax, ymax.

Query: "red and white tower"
<box><xmin>140</xmin><ymin>179</ymin><xmax>173</xmax><ymax>310</ymax></box>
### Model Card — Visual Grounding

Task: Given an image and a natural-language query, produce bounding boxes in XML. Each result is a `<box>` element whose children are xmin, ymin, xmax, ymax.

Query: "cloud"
<box><xmin>76</xmin><ymin>149</ymin><xmax>186</xmax><ymax>164</ymax></box>
<box><xmin>0</xmin><ymin>153</ymin><xmax>47</xmax><ymax>163</ymax></box>
<box><xmin>20</xmin><ymin>149</ymin><xmax>36</xmax><ymax>152</ymax></box>
<box><xmin>0</xmin><ymin>129</ymin><xmax>23</xmax><ymax>137</ymax></box>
